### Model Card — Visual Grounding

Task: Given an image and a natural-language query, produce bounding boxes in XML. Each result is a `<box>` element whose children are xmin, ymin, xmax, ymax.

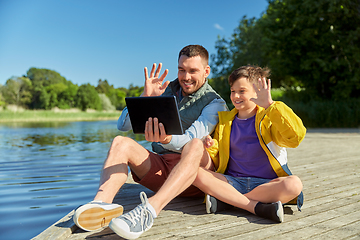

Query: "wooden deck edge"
<box><xmin>32</xmin><ymin>210</ymin><xmax>78</xmax><ymax>240</ymax></box>
<box><xmin>33</xmin><ymin>176</ymin><xmax>137</xmax><ymax>240</ymax></box>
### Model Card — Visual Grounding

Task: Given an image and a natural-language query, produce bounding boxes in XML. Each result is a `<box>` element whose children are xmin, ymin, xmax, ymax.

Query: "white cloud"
<box><xmin>214</xmin><ymin>23</ymin><xmax>224</xmax><ymax>31</ymax></box>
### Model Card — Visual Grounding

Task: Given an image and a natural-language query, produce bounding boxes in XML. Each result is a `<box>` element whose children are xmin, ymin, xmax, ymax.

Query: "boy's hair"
<box><xmin>178</xmin><ymin>45</ymin><xmax>209</xmax><ymax>66</ymax></box>
<box><xmin>228</xmin><ymin>65</ymin><xmax>271</xmax><ymax>87</ymax></box>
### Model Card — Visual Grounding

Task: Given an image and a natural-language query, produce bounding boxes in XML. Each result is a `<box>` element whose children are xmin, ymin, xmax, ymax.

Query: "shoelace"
<box><xmin>123</xmin><ymin>192</ymin><xmax>153</xmax><ymax>230</ymax></box>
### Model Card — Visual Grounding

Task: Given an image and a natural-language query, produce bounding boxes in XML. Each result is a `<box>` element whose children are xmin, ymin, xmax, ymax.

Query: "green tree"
<box><xmin>39</xmin><ymin>88</ymin><xmax>50</xmax><ymax>109</ymax></box>
<box><xmin>27</xmin><ymin>68</ymin><xmax>69</xmax><ymax>109</ymax></box>
<box><xmin>57</xmin><ymin>81</ymin><xmax>79</xmax><ymax>109</ymax></box>
<box><xmin>211</xmin><ymin>0</ymin><xmax>360</xmax><ymax>101</ymax></box>
<box><xmin>27</xmin><ymin>67</ymin><xmax>67</xmax><ymax>88</ymax></box>
<box><xmin>96</xmin><ymin>79</ymin><xmax>112</xmax><ymax>94</ymax></box>
<box><xmin>127</xmin><ymin>84</ymin><xmax>144</xmax><ymax>97</ymax></box>
<box><xmin>75</xmin><ymin>83</ymin><xmax>102</xmax><ymax>111</ymax></box>
<box><xmin>1</xmin><ymin>76</ymin><xmax>32</xmax><ymax>107</ymax></box>
<box><xmin>114</xmin><ymin>88</ymin><xmax>127</xmax><ymax>109</ymax></box>
<box><xmin>262</xmin><ymin>0</ymin><xmax>360</xmax><ymax>100</ymax></box>
<box><xmin>95</xmin><ymin>80</ymin><xmax>128</xmax><ymax>110</ymax></box>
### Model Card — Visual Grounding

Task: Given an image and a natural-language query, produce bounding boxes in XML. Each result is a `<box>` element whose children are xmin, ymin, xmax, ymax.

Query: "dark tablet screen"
<box><xmin>125</xmin><ymin>96</ymin><xmax>184</xmax><ymax>135</ymax></box>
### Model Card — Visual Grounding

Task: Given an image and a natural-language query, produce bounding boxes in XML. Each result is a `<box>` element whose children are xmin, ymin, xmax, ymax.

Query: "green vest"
<box><xmin>152</xmin><ymin>79</ymin><xmax>222</xmax><ymax>154</ymax></box>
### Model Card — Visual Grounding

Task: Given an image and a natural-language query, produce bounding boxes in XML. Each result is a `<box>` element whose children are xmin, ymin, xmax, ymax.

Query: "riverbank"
<box><xmin>0</xmin><ymin>109</ymin><xmax>121</xmax><ymax>122</ymax></box>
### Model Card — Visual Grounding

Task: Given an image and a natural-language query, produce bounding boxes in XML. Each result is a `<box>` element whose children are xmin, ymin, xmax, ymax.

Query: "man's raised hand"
<box><xmin>142</xmin><ymin>63</ymin><xmax>170</xmax><ymax>97</ymax></box>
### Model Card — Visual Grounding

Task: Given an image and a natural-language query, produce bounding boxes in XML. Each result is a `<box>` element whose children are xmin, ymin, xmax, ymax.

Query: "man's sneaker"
<box><xmin>206</xmin><ymin>195</ymin><xmax>233</xmax><ymax>214</ymax></box>
<box><xmin>73</xmin><ymin>200</ymin><xmax>123</xmax><ymax>231</ymax></box>
<box><xmin>109</xmin><ymin>192</ymin><xmax>154</xmax><ymax>239</ymax></box>
<box><xmin>254</xmin><ymin>201</ymin><xmax>284</xmax><ymax>223</ymax></box>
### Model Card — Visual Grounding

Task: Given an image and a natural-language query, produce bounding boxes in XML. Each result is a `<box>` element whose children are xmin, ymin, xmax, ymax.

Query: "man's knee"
<box><xmin>183</xmin><ymin>138</ymin><xmax>204</xmax><ymax>151</ymax></box>
<box><xmin>110</xmin><ymin>136</ymin><xmax>132</xmax><ymax>151</ymax></box>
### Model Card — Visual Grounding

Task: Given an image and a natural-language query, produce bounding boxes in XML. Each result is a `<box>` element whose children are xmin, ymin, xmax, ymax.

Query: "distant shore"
<box><xmin>0</xmin><ymin>108</ymin><xmax>121</xmax><ymax>122</ymax></box>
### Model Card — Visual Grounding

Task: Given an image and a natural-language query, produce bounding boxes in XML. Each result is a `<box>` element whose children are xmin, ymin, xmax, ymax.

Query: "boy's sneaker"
<box><xmin>73</xmin><ymin>200</ymin><xmax>123</xmax><ymax>231</ymax></box>
<box><xmin>254</xmin><ymin>201</ymin><xmax>284</xmax><ymax>223</ymax></box>
<box><xmin>206</xmin><ymin>194</ymin><xmax>233</xmax><ymax>214</ymax></box>
<box><xmin>109</xmin><ymin>192</ymin><xmax>154</xmax><ymax>239</ymax></box>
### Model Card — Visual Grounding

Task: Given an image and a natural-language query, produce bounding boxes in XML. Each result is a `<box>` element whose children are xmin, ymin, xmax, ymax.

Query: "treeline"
<box><xmin>208</xmin><ymin>0</ymin><xmax>360</xmax><ymax>128</ymax></box>
<box><xmin>0</xmin><ymin>67</ymin><xmax>143</xmax><ymax>111</ymax></box>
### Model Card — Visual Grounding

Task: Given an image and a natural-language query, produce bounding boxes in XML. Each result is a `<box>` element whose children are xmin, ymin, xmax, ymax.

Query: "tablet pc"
<box><xmin>125</xmin><ymin>96</ymin><xmax>184</xmax><ymax>135</ymax></box>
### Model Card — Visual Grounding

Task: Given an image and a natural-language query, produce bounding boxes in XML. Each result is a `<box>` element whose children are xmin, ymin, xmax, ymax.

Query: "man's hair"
<box><xmin>228</xmin><ymin>65</ymin><xmax>271</xmax><ymax>87</ymax></box>
<box><xmin>178</xmin><ymin>45</ymin><xmax>209</xmax><ymax>66</ymax></box>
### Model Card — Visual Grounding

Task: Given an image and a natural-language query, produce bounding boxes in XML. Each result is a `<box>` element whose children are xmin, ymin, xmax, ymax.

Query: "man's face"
<box><xmin>177</xmin><ymin>55</ymin><xmax>210</xmax><ymax>96</ymax></box>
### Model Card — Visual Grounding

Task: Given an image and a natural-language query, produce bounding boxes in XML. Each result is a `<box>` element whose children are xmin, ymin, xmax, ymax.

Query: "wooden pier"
<box><xmin>34</xmin><ymin>129</ymin><xmax>360</xmax><ymax>239</ymax></box>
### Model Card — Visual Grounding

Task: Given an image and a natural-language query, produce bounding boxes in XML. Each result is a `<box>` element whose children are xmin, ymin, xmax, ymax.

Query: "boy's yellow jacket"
<box><xmin>206</xmin><ymin>101</ymin><xmax>306</xmax><ymax>209</ymax></box>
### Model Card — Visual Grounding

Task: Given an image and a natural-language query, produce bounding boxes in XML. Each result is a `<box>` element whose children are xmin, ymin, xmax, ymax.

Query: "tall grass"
<box><xmin>0</xmin><ymin>110</ymin><xmax>121</xmax><ymax>122</ymax></box>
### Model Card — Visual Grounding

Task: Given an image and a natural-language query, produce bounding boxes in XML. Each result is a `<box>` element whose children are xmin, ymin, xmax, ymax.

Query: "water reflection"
<box><xmin>0</xmin><ymin>120</ymin><xmax>150</xmax><ymax>240</ymax></box>
<box><xmin>1</xmin><ymin>121</ymin><xmax>72</xmax><ymax>128</ymax></box>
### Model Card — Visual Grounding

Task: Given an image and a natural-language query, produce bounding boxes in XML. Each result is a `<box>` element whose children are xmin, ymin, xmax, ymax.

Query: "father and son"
<box><xmin>73</xmin><ymin>45</ymin><xmax>306</xmax><ymax>239</ymax></box>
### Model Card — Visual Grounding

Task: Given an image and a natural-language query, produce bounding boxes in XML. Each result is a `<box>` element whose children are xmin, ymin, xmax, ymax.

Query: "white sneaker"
<box><xmin>73</xmin><ymin>200</ymin><xmax>123</xmax><ymax>231</ymax></box>
<box><xmin>206</xmin><ymin>194</ymin><xmax>232</xmax><ymax>214</ymax></box>
<box><xmin>109</xmin><ymin>192</ymin><xmax>154</xmax><ymax>239</ymax></box>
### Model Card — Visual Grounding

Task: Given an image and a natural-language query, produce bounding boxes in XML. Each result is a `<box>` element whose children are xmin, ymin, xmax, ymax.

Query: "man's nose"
<box><xmin>184</xmin><ymin>72</ymin><xmax>191</xmax><ymax>80</ymax></box>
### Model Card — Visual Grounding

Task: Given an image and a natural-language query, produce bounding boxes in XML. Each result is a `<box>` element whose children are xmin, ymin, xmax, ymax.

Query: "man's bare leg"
<box><xmin>73</xmin><ymin>135</ymin><xmax>153</xmax><ymax>231</ymax></box>
<box><xmin>94</xmin><ymin>135</ymin><xmax>153</xmax><ymax>203</ymax></box>
<box><xmin>147</xmin><ymin>138</ymin><xmax>214</xmax><ymax>215</ymax></box>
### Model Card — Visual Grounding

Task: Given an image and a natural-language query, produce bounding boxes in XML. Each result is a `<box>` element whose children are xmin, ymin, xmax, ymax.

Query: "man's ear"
<box><xmin>205</xmin><ymin>65</ymin><xmax>211</xmax><ymax>78</ymax></box>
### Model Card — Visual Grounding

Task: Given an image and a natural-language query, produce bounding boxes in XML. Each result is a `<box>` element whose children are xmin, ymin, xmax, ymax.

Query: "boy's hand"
<box><xmin>142</xmin><ymin>63</ymin><xmax>170</xmax><ymax>97</ymax></box>
<box><xmin>202</xmin><ymin>135</ymin><xmax>214</xmax><ymax>148</ymax></box>
<box><xmin>251</xmin><ymin>77</ymin><xmax>274</xmax><ymax>109</ymax></box>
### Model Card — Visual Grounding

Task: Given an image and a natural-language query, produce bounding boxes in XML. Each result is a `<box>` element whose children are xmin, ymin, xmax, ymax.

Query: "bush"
<box><xmin>283</xmin><ymin>99</ymin><xmax>360</xmax><ymax>128</ymax></box>
<box><xmin>99</xmin><ymin>93</ymin><xmax>116</xmax><ymax>111</ymax></box>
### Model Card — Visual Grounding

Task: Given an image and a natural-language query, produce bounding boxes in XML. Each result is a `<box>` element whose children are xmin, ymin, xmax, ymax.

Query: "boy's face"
<box><xmin>178</xmin><ymin>55</ymin><xmax>210</xmax><ymax>96</ymax></box>
<box><xmin>230</xmin><ymin>77</ymin><xmax>258</xmax><ymax>119</ymax></box>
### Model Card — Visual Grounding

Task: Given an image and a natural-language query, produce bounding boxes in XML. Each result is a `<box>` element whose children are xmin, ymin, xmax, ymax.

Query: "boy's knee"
<box><xmin>286</xmin><ymin>175</ymin><xmax>303</xmax><ymax>196</ymax></box>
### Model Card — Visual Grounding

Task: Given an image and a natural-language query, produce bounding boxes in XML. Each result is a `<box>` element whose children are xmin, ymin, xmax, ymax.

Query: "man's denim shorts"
<box><xmin>224</xmin><ymin>175</ymin><xmax>273</xmax><ymax>194</ymax></box>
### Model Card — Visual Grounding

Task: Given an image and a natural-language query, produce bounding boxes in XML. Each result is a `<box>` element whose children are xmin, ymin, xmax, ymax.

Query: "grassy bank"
<box><xmin>0</xmin><ymin>109</ymin><xmax>121</xmax><ymax>122</ymax></box>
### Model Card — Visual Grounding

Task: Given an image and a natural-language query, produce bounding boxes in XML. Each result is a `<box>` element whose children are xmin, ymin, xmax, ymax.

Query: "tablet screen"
<box><xmin>125</xmin><ymin>96</ymin><xmax>184</xmax><ymax>135</ymax></box>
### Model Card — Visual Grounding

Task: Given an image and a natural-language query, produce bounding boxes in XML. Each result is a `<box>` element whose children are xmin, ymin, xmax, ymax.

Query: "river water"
<box><xmin>0</xmin><ymin>120</ymin><xmax>151</xmax><ymax>240</ymax></box>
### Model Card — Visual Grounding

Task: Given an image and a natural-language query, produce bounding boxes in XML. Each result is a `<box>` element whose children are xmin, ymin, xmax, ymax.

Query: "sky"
<box><xmin>0</xmin><ymin>0</ymin><xmax>269</xmax><ymax>89</ymax></box>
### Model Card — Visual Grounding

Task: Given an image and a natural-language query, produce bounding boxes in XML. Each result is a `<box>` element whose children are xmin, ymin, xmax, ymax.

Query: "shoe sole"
<box><xmin>276</xmin><ymin>201</ymin><xmax>284</xmax><ymax>223</ymax></box>
<box><xmin>77</xmin><ymin>206</ymin><xmax>124</xmax><ymax>231</ymax></box>
<box><xmin>205</xmin><ymin>195</ymin><xmax>212</xmax><ymax>214</ymax></box>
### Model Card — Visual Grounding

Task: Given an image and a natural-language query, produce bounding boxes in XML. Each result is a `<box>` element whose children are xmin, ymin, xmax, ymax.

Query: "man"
<box><xmin>73</xmin><ymin>45</ymin><xmax>227</xmax><ymax>239</ymax></box>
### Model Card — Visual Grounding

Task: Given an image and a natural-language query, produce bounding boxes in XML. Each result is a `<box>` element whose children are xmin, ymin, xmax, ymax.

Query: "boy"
<box><xmin>195</xmin><ymin>65</ymin><xmax>306</xmax><ymax>222</ymax></box>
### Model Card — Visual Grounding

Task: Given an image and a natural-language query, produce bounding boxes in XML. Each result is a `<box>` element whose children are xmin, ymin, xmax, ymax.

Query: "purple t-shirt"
<box><xmin>225</xmin><ymin>114</ymin><xmax>277</xmax><ymax>179</ymax></box>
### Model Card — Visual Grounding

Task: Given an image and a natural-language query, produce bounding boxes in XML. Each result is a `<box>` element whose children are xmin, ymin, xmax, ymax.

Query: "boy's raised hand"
<box><xmin>250</xmin><ymin>77</ymin><xmax>274</xmax><ymax>109</ymax></box>
<box><xmin>142</xmin><ymin>63</ymin><xmax>170</xmax><ymax>97</ymax></box>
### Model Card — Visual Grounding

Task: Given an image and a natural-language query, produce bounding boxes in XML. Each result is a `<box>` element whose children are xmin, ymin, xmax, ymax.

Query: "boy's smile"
<box><xmin>230</xmin><ymin>77</ymin><xmax>258</xmax><ymax>119</ymax></box>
